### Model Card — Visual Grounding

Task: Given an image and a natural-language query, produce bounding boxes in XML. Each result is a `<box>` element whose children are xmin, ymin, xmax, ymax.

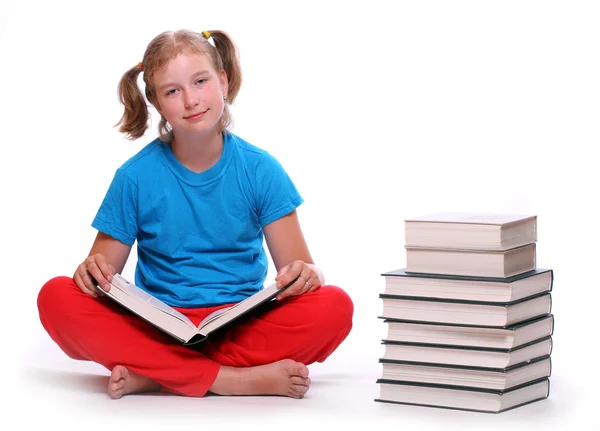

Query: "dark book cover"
<box><xmin>379</xmin><ymin>291</ymin><xmax>552</xmax><ymax>306</ymax></box>
<box><xmin>381</xmin><ymin>335</ymin><xmax>553</xmax><ymax>354</ymax></box>
<box><xmin>381</xmin><ymin>268</ymin><xmax>553</xmax><ymax>286</ymax></box>
<box><xmin>375</xmin><ymin>378</ymin><xmax>550</xmax><ymax>414</ymax></box>
<box><xmin>376</xmin><ymin>376</ymin><xmax>549</xmax><ymax>392</ymax></box>
<box><xmin>379</xmin><ymin>354</ymin><xmax>552</xmax><ymax>373</ymax></box>
<box><xmin>381</xmin><ymin>313</ymin><xmax>554</xmax><ymax>331</ymax></box>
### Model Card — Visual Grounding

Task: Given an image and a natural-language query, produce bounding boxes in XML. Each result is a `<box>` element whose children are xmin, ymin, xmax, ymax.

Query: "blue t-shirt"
<box><xmin>92</xmin><ymin>133</ymin><xmax>303</xmax><ymax>307</ymax></box>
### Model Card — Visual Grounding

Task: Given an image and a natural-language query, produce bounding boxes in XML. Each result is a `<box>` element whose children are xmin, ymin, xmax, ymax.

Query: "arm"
<box><xmin>263</xmin><ymin>210</ymin><xmax>324</xmax><ymax>300</ymax></box>
<box><xmin>73</xmin><ymin>231</ymin><xmax>133</xmax><ymax>297</ymax></box>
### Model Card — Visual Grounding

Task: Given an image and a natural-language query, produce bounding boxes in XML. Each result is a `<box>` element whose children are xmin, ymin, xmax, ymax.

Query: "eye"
<box><xmin>166</xmin><ymin>88</ymin><xmax>178</xmax><ymax>96</ymax></box>
<box><xmin>196</xmin><ymin>78</ymin><xmax>207</xmax><ymax>85</ymax></box>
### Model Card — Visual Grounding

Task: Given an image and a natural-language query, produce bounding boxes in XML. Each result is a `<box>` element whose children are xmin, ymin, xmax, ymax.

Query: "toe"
<box><xmin>290</xmin><ymin>376</ymin><xmax>309</xmax><ymax>386</ymax></box>
<box><xmin>291</xmin><ymin>384</ymin><xmax>309</xmax><ymax>397</ymax></box>
<box><xmin>293</xmin><ymin>362</ymin><xmax>309</xmax><ymax>378</ymax></box>
<box><xmin>289</xmin><ymin>389</ymin><xmax>304</xmax><ymax>399</ymax></box>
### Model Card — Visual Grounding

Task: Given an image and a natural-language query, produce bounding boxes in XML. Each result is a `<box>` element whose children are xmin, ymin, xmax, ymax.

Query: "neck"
<box><xmin>171</xmin><ymin>130</ymin><xmax>224</xmax><ymax>173</ymax></box>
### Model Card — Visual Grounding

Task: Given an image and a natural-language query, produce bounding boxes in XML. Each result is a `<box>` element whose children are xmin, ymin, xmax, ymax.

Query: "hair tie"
<box><xmin>202</xmin><ymin>30</ymin><xmax>216</xmax><ymax>48</ymax></box>
<box><xmin>137</xmin><ymin>62</ymin><xmax>143</xmax><ymax>71</ymax></box>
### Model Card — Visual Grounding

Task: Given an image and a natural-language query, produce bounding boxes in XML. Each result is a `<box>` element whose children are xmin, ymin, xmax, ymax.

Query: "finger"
<box><xmin>302</xmin><ymin>267</ymin><xmax>322</xmax><ymax>293</ymax></box>
<box><xmin>305</xmin><ymin>274</ymin><xmax>321</xmax><ymax>293</ymax></box>
<box><xmin>275</xmin><ymin>259</ymin><xmax>303</xmax><ymax>282</ymax></box>
<box><xmin>88</xmin><ymin>254</ymin><xmax>114</xmax><ymax>279</ymax></box>
<box><xmin>275</xmin><ymin>266</ymin><xmax>289</xmax><ymax>280</ymax></box>
<box><xmin>74</xmin><ymin>271</ymin><xmax>99</xmax><ymax>298</ymax></box>
<box><xmin>275</xmin><ymin>261</ymin><xmax>301</xmax><ymax>286</ymax></box>
<box><xmin>275</xmin><ymin>264</ymin><xmax>300</xmax><ymax>289</ymax></box>
<box><xmin>277</xmin><ymin>275</ymin><xmax>309</xmax><ymax>300</ymax></box>
<box><xmin>308</xmin><ymin>283</ymin><xmax>321</xmax><ymax>293</ymax></box>
<box><xmin>299</xmin><ymin>271</ymin><xmax>317</xmax><ymax>294</ymax></box>
<box><xmin>85</xmin><ymin>257</ymin><xmax>112</xmax><ymax>291</ymax></box>
<box><xmin>276</xmin><ymin>277</ymin><xmax>301</xmax><ymax>300</ymax></box>
<box><xmin>74</xmin><ymin>264</ymin><xmax>95</xmax><ymax>293</ymax></box>
<box><xmin>276</xmin><ymin>261</ymin><xmax>314</xmax><ymax>299</ymax></box>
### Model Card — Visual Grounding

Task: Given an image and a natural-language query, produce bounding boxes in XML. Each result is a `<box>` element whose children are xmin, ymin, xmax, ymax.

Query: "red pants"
<box><xmin>37</xmin><ymin>276</ymin><xmax>353</xmax><ymax>397</ymax></box>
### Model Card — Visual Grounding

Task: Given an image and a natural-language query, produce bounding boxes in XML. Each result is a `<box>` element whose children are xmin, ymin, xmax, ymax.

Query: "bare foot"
<box><xmin>209</xmin><ymin>359</ymin><xmax>311</xmax><ymax>398</ymax></box>
<box><xmin>108</xmin><ymin>365</ymin><xmax>161</xmax><ymax>399</ymax></box>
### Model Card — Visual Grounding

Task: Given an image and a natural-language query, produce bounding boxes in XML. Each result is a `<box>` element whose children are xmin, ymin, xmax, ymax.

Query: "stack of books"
<box><xmin>375</xmin><ymin>213</ymin><xmax>554</xmax><ymax>413</ymax></box>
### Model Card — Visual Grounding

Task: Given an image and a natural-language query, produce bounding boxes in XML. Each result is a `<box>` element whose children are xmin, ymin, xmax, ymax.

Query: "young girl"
<box><xmin>37</xmin><ymin>29</ymin><xmax>353</xmax><ymax>399</ymax></box>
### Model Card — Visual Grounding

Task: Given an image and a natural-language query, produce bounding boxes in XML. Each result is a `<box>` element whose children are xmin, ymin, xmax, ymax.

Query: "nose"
<box><xmin>183</xmin><ymin>90</ymin><xmax>199</xmax><ymax>109</ymax></box>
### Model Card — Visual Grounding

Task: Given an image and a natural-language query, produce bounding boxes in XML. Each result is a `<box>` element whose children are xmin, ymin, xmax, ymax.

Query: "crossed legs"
<box><xmin>37</xmin><ymin>276</ymin><xmax>354</xmax><ymax>398</ymax></box>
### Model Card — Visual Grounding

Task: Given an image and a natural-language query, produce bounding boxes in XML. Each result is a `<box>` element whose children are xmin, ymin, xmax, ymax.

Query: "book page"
<box><xmin>198</xmin><ymin>306</ymin><xmax>233</xmax><ymax>327</ymax></box>
<box><xmin>111</xmin><ymin>274</ymin><xmax>196</xmax><ymax>328</ymax></box>
<box><xmin>197</xmin><ymin>281</ymin><xmax>284</xmax><ymax>334</ymax></box>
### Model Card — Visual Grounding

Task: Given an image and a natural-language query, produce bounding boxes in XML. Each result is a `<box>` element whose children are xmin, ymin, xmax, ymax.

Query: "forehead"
<box><xmin>153</xmin><ymin>52</ymin><xmax>217</xmax><ymax>84</ymax></box>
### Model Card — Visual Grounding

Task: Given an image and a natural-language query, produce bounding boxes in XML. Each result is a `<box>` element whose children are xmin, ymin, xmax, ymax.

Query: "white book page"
<box><xmin>111</xmin><ymin>274</ymin><xmax>196</xmax><ymax>329</ymax></box>
<box><xmin>197</xmin><ymin>282</ymin><xmax>280</xmax><ymax>334</ymax></box>
<box><xmin>198</xmin><ymin>306</ymin><xmax>232</xmax><ymax>327</ymax></box>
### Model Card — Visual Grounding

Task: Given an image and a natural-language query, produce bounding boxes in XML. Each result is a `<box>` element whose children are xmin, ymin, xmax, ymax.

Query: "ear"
<box><xmin>219</xmin><ymin>69</ymin><xmax>228</xmax><ymax>98</ymax></box>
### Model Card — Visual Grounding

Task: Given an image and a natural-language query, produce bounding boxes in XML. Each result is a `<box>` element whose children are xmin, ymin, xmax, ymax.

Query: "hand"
<box><xmin>73</xmin><ymin>253</ymin><xmax>115</xmax><ymax>298</ymax></box>
<box><xmin>274</xmin><ymin>260</ymin><xmax>322</xmax><ymax>300</ymax></box>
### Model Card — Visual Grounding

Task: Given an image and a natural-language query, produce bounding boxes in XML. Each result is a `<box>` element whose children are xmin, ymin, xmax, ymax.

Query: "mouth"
<box><xmin>184</xmin><ymin>109</ymin><xmax>208</xmax><ymax>120</ymax></box>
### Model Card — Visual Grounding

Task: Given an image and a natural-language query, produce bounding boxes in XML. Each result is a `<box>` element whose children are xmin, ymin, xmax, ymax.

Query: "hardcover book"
<box><xmin>379</xmin><ymin>292</ymin><xmax>552</xmax><ymax>327</ymax></box>
<box><xmin>405</xmin><ymin>244</ymin><xmax>536</xmax><ymax>278</ymax></box>
<box><xmin>375</xmin><ymin>378</ymin><xmax>549</xmax><ymax>413</ymax></box>
<box><xmin>404</xmin><ymin>212</ymin><xmax>537</xmax><ymax>251</ymax></box>
<box><xmin>381</xmin><ymin>268</ymin><xmax>553</xmax><ymax>303</ymax></box>
<box><xmin>381</xmin><ymin>337</ymin><xmax>553</xmax><ymax>368</ymax></box>
<box><xmin>379</xmin><ymin>355</ymin><xmax>551</xmax><ymax>391</ymax></box>
<box><xmin>97</xmin><ymin>273</ymin><xmax>296</xmax><ymax>345</ymax></box>
<box><xmin>382</xmin><ymin>314</ymin><xmax>554</xmax><ymax>349</ymax></box>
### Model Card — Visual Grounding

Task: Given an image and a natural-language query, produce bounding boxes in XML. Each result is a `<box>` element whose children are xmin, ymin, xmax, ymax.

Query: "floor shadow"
<box><xmin>26</xmin><ymin>367</ymin><xmax>108</xmax><ymax>394</ymax></box>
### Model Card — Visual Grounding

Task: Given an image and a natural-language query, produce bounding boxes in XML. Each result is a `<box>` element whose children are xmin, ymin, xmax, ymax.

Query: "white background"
<box><xmin>1</xmin><ymin>0</ymin><xmax>599</xmax><ymax>429</ymax></box>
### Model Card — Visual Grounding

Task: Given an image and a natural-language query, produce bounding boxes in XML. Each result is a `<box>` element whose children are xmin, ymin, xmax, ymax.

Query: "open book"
<box><xmin>97</xmin><ymin>274</ymin><xmax>295</xmax><ymax>346</ymax></box>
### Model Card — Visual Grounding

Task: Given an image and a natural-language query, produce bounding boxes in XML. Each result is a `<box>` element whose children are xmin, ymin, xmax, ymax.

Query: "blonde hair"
<box><xmin>115</xmin><ymin>30</ymin><xmax>242</xmax><ymax>141</ymax></box>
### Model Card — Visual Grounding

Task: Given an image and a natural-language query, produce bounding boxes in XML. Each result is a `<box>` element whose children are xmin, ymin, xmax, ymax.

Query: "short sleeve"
<box><xmin>255</xmin><ymin>152</ymin><xmax>304</xmax><ymax>227</ymax></box>
<box><xmin>91</xmin><ymin>169</ymin><xmax>138</xmax><ymax>246</ymax></box>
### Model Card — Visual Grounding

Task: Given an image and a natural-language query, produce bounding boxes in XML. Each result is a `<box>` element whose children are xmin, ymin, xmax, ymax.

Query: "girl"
<box><xmin>37</xmin><ymin>29</ymin><xmax>353</xmax><ymax>399</ymax></box>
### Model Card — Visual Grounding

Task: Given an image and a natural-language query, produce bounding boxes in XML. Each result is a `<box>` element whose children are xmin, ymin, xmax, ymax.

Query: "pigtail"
<box><xmin>115</xmin><ymin>65</ymin><xmax>149</xmax><ymax>140</ymax></box>
<box><xmin>208</xmin><ymin>30</ymin><xmax>242</xmax><ymax>104</ymax></box>
<box><xmin>205</xmin><ymin>30</ymin><xmax>242</xmax><ymax>131</ymax></box>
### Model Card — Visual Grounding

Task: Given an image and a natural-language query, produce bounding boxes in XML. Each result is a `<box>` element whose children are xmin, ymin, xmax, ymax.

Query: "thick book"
<box><xmin>379</xmin><ymin>292</ymin><xmax>552</xmax><ymax>327</ymax></box>
<box><xmin>97</xmin><ymin>273</ymin><xmax>296</xmax><ymax>346</ymax></box>
<box><xmin>405</xmin><ymin>243</ymin><xmax>536</xmax><ymax>278</ymax></box>
<box><xmin>379</xmin><ymin>355</ymin><xmax>551</xmax><ymax>391</ymax></box>
<box><xmin>404</xmin><ymin>212</ymin><xmax>537</xmax><ymax>251</ymax></box>
<box><xmin>381</xmin><ymin>337</ymin><xmax>553</xmax><ymax>368</ymax></box>
<box><xmin>381</xmin><ymin>268</ymin><xmax>553</xmax><ymax>303</ymax></box>
<box><xmin>375</xmin><ymin>377</ymin><xmax>549</xmax><ymax>413</ymax></box>
<box><xmin>383</xmin><ymin>314</ymin><xmax>554</xmax><ymax>349</ymax></box>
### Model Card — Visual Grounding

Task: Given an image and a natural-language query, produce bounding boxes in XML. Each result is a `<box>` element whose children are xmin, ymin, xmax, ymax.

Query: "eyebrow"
<box><xmin>158</xmin><ymin>70</ymin><xmax>211</xmax><ymax>91</ymax></box>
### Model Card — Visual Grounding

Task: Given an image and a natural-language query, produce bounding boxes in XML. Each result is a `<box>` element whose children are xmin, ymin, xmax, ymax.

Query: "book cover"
<box><xmin>382</xmin><ymin>268</ymin><xmax>552</xmax><ymax>284</ymax></box>
<box><xmin>380</xmin><ymin>336</ymin><xmax>553</xmax><ymax>368</ymax></box>
<box><xmin>404</xmin><ymin>243</ymin><xmax>536</xmax><ymax>278</ymax></box>
<box><xmin>378</xmin><ymin>355</ymin><xmax>552</xmax><ymax>390</ymax></box>
<box><xmin>404</xmin><ymin>212</ymin><xmax>537</xmax><ymax>251</ymax></box>
<box><xmin>381</xmin><ymin>268</ymin><xmax>553</xmax><ymax>303</ymax></box>
<box><xmin>375</xmin><ymin>377</ymin><xmax>550</xmax><ymax>413</ymax></box>
<box><xmin>381</xmin><ymin>314</ymin><xmax>555</xmax><ymax>349</ymax></box>
<box><xmin>379</xmin><ymin>292</ymin><xmax>552</xmax><ymax>327</ymax></box>
<box><xmin>379</xmin><ymin>354</ymin><xmax>551</xmax><ymax>373</ymax></box>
